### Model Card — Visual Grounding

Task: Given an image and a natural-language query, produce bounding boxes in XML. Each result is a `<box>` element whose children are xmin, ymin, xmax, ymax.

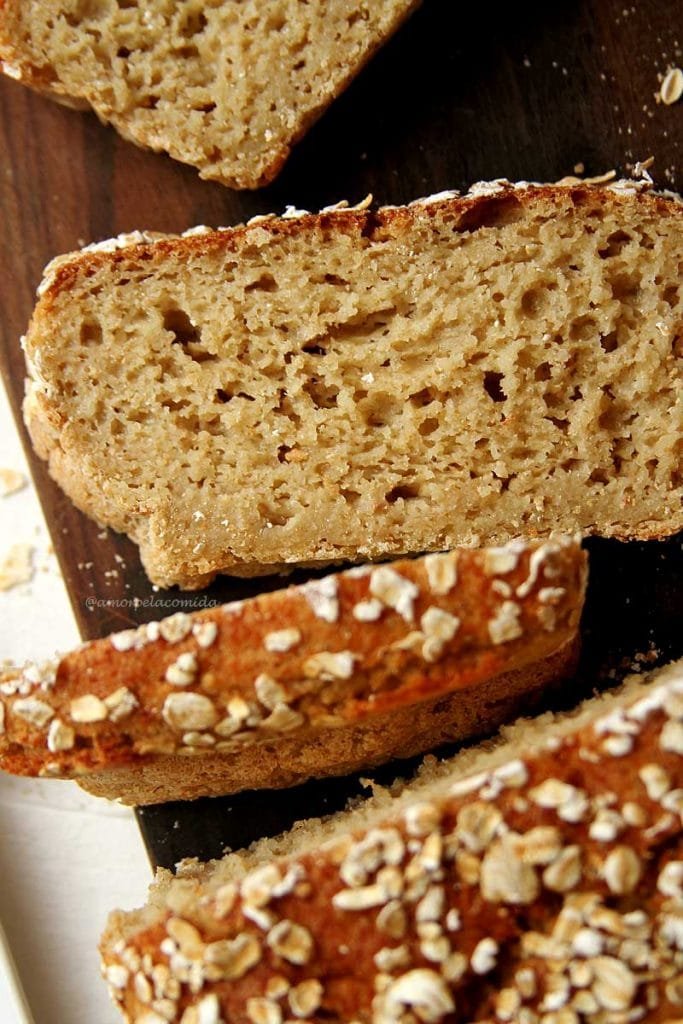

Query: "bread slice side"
<box><xmin>0</xmin><ymin>0</ymin><xmax>419</xmax><ymax>188</ymax></box>
<box><xmin>100</xmin><ymin>658</ymin><xmax>683</xmax><ymax>1023</ymax></box>
<box><xmin>0</xmin><ymin>536</ymin><xmax>586</xmax><ymax>804</ymax></box>
<box><xmin>23</xmin><ymin>182</ymin><xmax>683</xmax><ymax>588</ymax></box>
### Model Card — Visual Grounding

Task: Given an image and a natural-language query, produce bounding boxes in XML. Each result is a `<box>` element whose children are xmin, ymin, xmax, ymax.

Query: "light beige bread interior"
<box><xmin>0</xmin><ymin>0</ymin><xmax>418</xmax><ymax>188</ymax></box>
<box><xmin>23</xmin><ymin>181</ymin><xmax>683</xmax><ymax>589</ymax></box>
<box><xmin>0</xmin><ymin>536</ymin><xmax>585</xmax><ymax>805</ymax></box>
<box><xmin>100</xmin><ymin>657</ymin><xmax>683</xmax><ymax>1023</ymax></box>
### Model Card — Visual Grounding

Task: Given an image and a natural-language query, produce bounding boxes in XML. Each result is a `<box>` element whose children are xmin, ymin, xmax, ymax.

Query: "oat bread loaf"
<box><xmin>100</xmin><ymin>657</ymin><xmax>683</xmax><ymax>1023</ymax></box>
<box><xmin>0</xmin><ymin>536</ymin><xmax>585</xmax><ymax>805</ymax></box>
<box><xmin>0</xmin><ymin>0</ymin><xmax>418</xmax><ymax>188</ymax></box>
<box><xmin>23</xmin><ymin>180</ymin><xmax>683</xmax><ymax>589</ymax></box>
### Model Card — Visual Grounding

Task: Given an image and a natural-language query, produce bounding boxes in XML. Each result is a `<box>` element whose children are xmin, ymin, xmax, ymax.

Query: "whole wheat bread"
<box><xmin>100</xmin><ymin>657</ymin><xmax>683</xmax><ymax>1023</ymax></box>
<box><xmin>0</xmin><ymin>536</ymin><xmax>585</xmax><ymax>805</ymax></box>
<box><xmin>23</xmin><ymin>180</ymin><xmax>683</xmax><ymax>589</ymax></box>
<box><xmin>0</xmin><ymin>0</ymin><xmax>418</xmax><ymax>188</ymax></box>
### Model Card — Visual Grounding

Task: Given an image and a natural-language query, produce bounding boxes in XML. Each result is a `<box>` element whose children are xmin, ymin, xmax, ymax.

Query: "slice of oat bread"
<box><xmin>99</xmin><ymin>657</ymin><xmax>683</xmax><ymax>1021</ymax></box>
<box><xmin>23</xmin><ymin>180</ymin><xmax>683</xmax><ymax>588</ymax></box>
<box><xmin>0</xmin><ymin>536</ymin><xmax>586</xmax><ymax>805</ymax></box>
<box><xmin>0</xmin><ymin>0</ymin><xmax>418</xmax><ymax>188</ymax></box>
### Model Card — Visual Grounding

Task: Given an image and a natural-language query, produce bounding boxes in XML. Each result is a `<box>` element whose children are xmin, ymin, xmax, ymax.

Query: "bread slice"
<box><xmin>0</xmin><ymin>536</ymin><xmax>585</xmax><ymax>805</ymax></box>
<box><xmin>23</xmin><ymin>180</ymin><xmax>683</xmax><ymax>589</ymax></box>
<box><xmin>0</xmin><ymin>0</ymin><xmax>418</xmax><ymax>188</ymax></box>
<box><xmin>100</xmin><ymin>657</ymin><xmax>683</xmax><ymax>1023</ymax></box>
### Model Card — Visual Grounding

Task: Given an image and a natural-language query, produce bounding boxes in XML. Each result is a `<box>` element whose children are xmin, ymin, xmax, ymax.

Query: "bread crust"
<box><xmin>78</xmin><ymin>637</ymin><xmax>580</xmax><ymax>805</ymax></box>
<box><xmin>99</xmin><ymin>658</ymin><xmax>683</xmax><ymax>1023</ymax></box>
<box><xmin>21</xmin><ymin>181</ymin><xmax>683</xmax><ymax>588</ymax></box>
<box><xmin>0</xmin><ymin>537</ymin><xmax>586</xmax><ymax>804</ymax></box>
<box><xmin>28</xmin><ymin>181</ymin><xmax>683</xmax><ymax>307</ymax></box>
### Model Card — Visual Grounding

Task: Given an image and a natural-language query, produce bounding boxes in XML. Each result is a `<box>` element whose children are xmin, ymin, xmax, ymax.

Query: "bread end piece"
<box><xmin>0</xmin><ymin>537</ymin><xmax>586</xmax><ymax>804</ymax></box>
<box><xmin>78</xmin><ymin>634</ymin><xmax>580</xmax><ymax>805</ymax></box>
<box><xmin>99</xmin><ymin>657</ymin><xmax>683</xmax><ymax>1023</ymax></box>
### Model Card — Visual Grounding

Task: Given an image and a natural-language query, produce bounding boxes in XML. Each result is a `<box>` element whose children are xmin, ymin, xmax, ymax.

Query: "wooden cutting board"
<box><xmin>0</xmin><ymin>0</ymin><xmax>681</xmax><ymax>870</ymax></box>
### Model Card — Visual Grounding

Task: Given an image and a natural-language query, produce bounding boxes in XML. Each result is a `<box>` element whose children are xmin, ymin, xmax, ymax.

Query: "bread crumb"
<box><xmin>0</xmin><ymin>468</ymin><xmax>26</xmax><ymax>497</ymax></box>
<box><xmin>0</xmin><ymin>543</ymin><xmax>33</xmax><ymax>590</ymax></box>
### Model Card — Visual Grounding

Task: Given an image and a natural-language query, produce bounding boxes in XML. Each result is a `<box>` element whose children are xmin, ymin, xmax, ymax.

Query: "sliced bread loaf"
<box><xmin>23</xmin><ymin>180</ymin><xmax>683</xmax><ymax>589</ymax></box>
<box><xmin>100</xmin><ymin>657</ymin><xmax>683</xmax><ymax>1022</ymax></box>
<box><xmin>0</xmin><ymin>0</ymin><xmax>418</xmax><ymax>188</ymax></box>
<box><xmin>0</xmin><ymin>536</ymin><xmax>585</xmax><ymax>805</ymax></box>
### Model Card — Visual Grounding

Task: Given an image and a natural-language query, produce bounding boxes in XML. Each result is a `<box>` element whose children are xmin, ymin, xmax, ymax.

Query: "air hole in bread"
<box><xmin>177</xmin><ymin>45</ymin><xmax>199</xmax><ymax>60</ymax></box>
<box><xmin>79</xmin><ymin>320</ymin><xmax>102</xmax><ymax>346</ymax></box>
<box><xmin>163</xmin><ymin>308</ymin><xmax>218</xmax><ymax>365</ymax></box>
<box><xmin>663</xmin><ymin>284</ymin><xmax>679</xmax><ymax>307</ymax></box>
<box><xmin>181</xmin><ymin>10</ymin><xmax>207</xmax><ymax>37</ymax></box>
<box><xmin>245</xmin><ymin>273</ymin><xmax>278</xmax><ymax>293</ymax></box>
<box><xmin>257</xmin><ymin>503</ymin><xmax>289</xmax><ymax>527</ymax></box>
<box><xmin>589</xmin><ymin>467</ymin><xmax>610</xmax><ymax>485</ymax></box>
<box><xmin>163</xmin><ymin>308</ymin><xmax>198</xmax><ymax>345</ymax></box>
<box><xmin>419</xmin><ymin>417</ymin><xmax>439</xmax><ymax>437</ymax></box>
<box><xmin>493</xmin><ymin>471</ymin><xmax>512</xmax><ymax>491</ymax></box>
<box><xmin>409</xmin><ymin>387</ymin><xmax>436</xmax><ymax>407</ymax></box>
<box><xmin>569</xmin><ymin>315</ymin><xmax>596</xmax><ymax>342</ymax></box>
<box><xmin>362</xmin><ymin>394</ymin><xmax>401</xmax><ymax>427</ymax></box>
<box><xmin>600</xmin><ymin>331</ymin><xmax>619</xmax><ymax>352</ymax></box>
<box><xmin>456</xmin><ymin>195</ymin><xmax>523</xmax><ymax>233</ymax></box>
<box><xmin>520</xmin><ymin>282</ymin><xmax>557</xmax><ymax>316</ymax></box>
<box><xmin>385</xmin><ymin>482</ymin><xmax>420</xmax><ymax>503</ymax></box>
<box><xmin>598</xmin><ymin>229</ymin><xmax>632</xmax><ymax>258</ymax></box>
<box><xmin>610</xmin><ymin>273</ymin><xmax>640</xmax><ymax>301</ymax></box>
<box><xmin>547</xmin><ymin>416</ymin><xmax>570</xmax><ymax>433</ymax></box>
<box><xmin>303</xmin><ymin>379</ymin><xmax>339</xmax><ymax>409</ymax></box>
<box><xmin>483</xmin><ymin>371</ymin><xmax>506</xmax><ymax>403</ymax></box>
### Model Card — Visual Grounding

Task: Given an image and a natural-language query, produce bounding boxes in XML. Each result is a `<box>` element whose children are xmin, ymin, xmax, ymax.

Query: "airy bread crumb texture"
<box><xmin>0</xmin><ymin>0</ymin><xmax>418</xmax><ymax>187</ymax></box>
<box><xmin>100</xmin><ymin>658</ymin><xmax>683</xmax><ymax>1023</ymax></box>
<box><xmin>24</xmin><ymin>183</ymin><xmax>683</xmax><ymax>588</ymax></box>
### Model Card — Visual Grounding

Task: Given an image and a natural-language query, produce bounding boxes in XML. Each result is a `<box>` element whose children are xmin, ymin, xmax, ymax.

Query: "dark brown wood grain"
<box><xmin>0</xmin><ymin>0</ymin><xmax>681</xmax><ymax>868</ymax></box>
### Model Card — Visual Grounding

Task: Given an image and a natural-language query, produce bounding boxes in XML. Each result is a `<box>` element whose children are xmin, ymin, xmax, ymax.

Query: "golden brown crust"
<box><xmin>99</xmin><ymin>659</ymin><xmax>683</xmax><ymax>1023</ymax></box>
<box><xmin>78</xmin><ymin>637</ymin><xmax>580</xmax><ymax>805</ymax></box>
<box><xmin>0</xmin><ymin>537</ymin><xmax>586</xmax><ymax>804</ymax></box>
<box><xmin>31</xmin><ymin>182</ymin><xmax>683</xmax><ymax>307</ymax></box>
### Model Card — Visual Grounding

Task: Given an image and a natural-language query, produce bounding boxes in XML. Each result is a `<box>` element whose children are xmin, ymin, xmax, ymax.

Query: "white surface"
<box><xmin>0</xmin><ymin>919</ymin><xmax>35</xmax><ymax>1024</ymax></box>
<box><xmin>0</xmin><ymin>382</ymin><xmax>151</xmax><ymax>1024</ymax></box>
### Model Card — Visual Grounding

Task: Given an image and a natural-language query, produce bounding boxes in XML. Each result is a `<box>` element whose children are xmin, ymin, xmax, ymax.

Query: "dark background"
<box><xmin>0</xmin><ymin>0</ymin><xmax>681</xmax><ymax>868</ymax></box>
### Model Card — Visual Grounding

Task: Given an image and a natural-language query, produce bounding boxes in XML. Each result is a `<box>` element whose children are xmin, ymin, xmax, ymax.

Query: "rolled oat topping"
<box><xmin>263</xmin><ymin>628</ymin><xmax>302</xmax><ymax>653</ymax></box>
<box><xmin>370</xmin><ymin>566</ymin><xmax>420</xmax><ymax>622</ymax></box>
<box><xmin>70</xmin><ymin>694</ymin><xmax>109</xmax><ymax>723</ymax></box>
<box><xmin>100</xmin><ymin>664</ymin><xmax>683</xmax><ymax>1024</ymax></box>
<box><xmin>13</xmin><ymin>696</ymin><xmax>54</xmax><ymax>728</ymax></box>
<box><xmin>162</xmin><ymin>693</ymin><xmax>218</xmax><ymax>732</ymax></box>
